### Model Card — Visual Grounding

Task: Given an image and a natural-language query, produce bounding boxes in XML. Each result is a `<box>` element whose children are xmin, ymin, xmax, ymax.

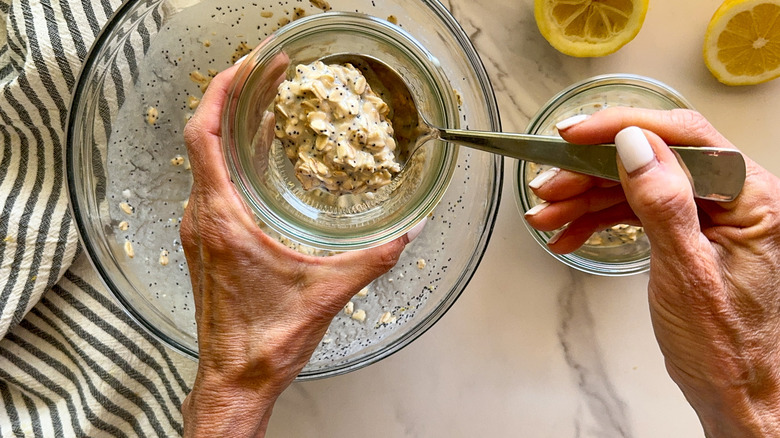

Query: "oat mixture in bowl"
<box><xmin>66</xmin><ymin>0</ymin><xmax>502</xmax><ymax>379</ymax></box>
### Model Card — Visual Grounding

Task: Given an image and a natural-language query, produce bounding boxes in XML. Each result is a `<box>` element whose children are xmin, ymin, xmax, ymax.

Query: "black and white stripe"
<box><xmin>0</xmin><ymin>257</ymin><xmax>196</xmax><ymax>436</ymax></box>
<box><xmin>0</xmin><ymin>0</ymin><xmax>197</xmax><ymax>436</ymax></box>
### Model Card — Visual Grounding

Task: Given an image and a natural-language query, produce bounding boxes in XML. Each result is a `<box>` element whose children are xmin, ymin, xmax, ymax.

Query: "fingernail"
<box><xmin>529</xmin><ymin>167</ymin><xmax>560</xmax><ymax>190</ymax></box>
<box><xmin>555</xmin><ymin>114</ymin><xmax>590</xmax><ymax>131</ymax></box>
<box><xmin>524</xmin><ymin>201</ymin><xmax>549</xmax><ymax>217</ymax></box>
<box><xmin>615</xmin><ymin>126</ymin><xmax>655</xmax><ymax>173</ymax></box>
<box><xmin>406</xmin><ymin>217</ymin><xmax>428</xmax><ymax>243</ymax></box>
<box><xmin>548</xmin><ymin>228</ymin><xmax>565</xmax><ymax>245</ymax></box>
<box><xmin>234</xmin><ymin>54</ymin><xmax>249</xmax><ymax>65</ymax></box>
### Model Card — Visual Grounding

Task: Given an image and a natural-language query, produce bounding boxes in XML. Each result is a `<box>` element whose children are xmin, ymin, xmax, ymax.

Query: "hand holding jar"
<box><xmin>524</xmin><ymin>107</ymin><xmax>780</xmax><ymax>436</ymax></box>
<box><xmin>178</xmin><ymin>64</ymin><xmax>418</xmax><ymax>437</ymax></box>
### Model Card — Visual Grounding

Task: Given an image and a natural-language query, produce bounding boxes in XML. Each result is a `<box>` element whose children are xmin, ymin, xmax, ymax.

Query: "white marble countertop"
<box><xmin>268</xmin><ymin>0</ymin><xmax>780</xmax><ymax>436</ymax></box>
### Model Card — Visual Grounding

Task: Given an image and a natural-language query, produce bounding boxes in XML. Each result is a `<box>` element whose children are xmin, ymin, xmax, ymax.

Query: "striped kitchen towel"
<box><xmin>0</xmin><ymin>0</ymin><xmax>196</xmax><ymax>436</ymax></box>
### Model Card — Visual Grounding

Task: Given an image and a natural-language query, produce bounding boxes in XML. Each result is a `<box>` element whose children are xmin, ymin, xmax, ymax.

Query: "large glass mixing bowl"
<box><xmin>66</xmin><ymin>0</ymin><xmax>502</xmax><ymax>379</ymax></box>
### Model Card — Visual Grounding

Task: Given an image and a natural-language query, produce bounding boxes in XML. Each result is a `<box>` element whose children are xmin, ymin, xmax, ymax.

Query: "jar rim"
<box><xmin>526</xmin><ymin>73</ymin><xmax>693</xmax><ymax>135</ymax></box>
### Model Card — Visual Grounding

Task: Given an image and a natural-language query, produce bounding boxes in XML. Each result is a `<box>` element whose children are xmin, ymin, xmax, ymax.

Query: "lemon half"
<box><xmin>703</xmin><ymin>0</ymin><xmax>780</xmax><ymax>86</ymax></box>
<box><xmin>535</xmin><ymin>0</ymin><xmax>649</xmax><ymax>57</ymax></box>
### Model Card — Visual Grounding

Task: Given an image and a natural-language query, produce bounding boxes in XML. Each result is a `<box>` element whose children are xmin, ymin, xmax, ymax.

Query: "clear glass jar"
<box><xmin>222</xmin><ymin>12</ymin><xmax>460</xmax><ymax>251</ymax></box>
<box><xmin>514</xmin><ymin>74</ymin><xmax>693</xmax><ymax>276</ymax></box>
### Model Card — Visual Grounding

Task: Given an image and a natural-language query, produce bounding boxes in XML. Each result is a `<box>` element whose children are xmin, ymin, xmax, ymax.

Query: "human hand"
<box><xmin>525</xmin><ymin>107</ymin><xmax>780</xmax><ymax>436</ymax></box>
<box><xmin>179</xmin><ymin>63</ymin><xmax>417</xmax><ymax>437</ymax></box>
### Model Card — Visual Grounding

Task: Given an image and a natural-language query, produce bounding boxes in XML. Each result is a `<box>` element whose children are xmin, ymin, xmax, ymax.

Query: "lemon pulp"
<box><xmin>535</xmin><ymin>0</ymin><xmax>649</xmax><ymax>57</ymax></box>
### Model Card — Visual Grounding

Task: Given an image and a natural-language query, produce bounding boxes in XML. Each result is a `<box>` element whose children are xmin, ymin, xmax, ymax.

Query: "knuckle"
<box><xmin>634</xmin><ymin>182</ymin><xmax>692</xmax><ymax>225</ymax></box>
<box><xmin>179</xmin><ymin>194</ymin><xmax>244</xmax><ymax>257</ymax></box>
<box><xmin>183</xmin><ymin>117</ymin><xmax>208</xmax><ymax>153</ymax></box>
<box><xmin>667</xmin><ymin>109</ymin><xmax>716</xmax><ymax>142</ymax></box>
<box><xmin>200</xmin><ymin>220</ymin><xmax>240</xmax><ymax>256</ymax></box>
<box><xmin>179</xmin><ymin>210</ymin><xmax>199</xmax><ymax>253</ymax></box>
<box><xmin>183</xmin><ymin>121</ymin><xmax>200</xmax><ymax>149</ymax></box>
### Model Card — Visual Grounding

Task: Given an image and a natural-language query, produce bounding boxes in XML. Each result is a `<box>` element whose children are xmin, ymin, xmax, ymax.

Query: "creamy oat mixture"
<box><xmin>274</xmin><ymin>61</ymin><xmax>401</xmax><ymax>196</ymax></box>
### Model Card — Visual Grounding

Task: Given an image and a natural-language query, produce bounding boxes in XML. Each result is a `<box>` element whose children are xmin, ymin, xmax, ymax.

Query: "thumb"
<box><xmin>615</xmin><ymin>126</ymin><xmax>702</xmax><ymax>257</ymax></box>
<box><xmin>306</xmin><ymin>237</ymin><xmax>407</xmax><ymax>314</ymax></box>
<box><xmin>335</xmin><ymin>237</ymin><xmax>408</xmax><ymax>284</ymax></box>
<box><xmin>315</xmin><ymin>218</ymin><xmax>428</xmax><ymax>303</ymax></box>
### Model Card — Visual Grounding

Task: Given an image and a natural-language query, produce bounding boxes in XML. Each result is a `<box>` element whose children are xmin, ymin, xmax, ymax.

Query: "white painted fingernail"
<box><xmin>524</xmin><ymin>202</ymin><xmax>549</xmax><ymax>217</ymax></box>
<box><xmin>529</xmin><ymin>167</ymin><xmax>560</xmax><ymax>189</ymax></box>
<box><xmin>234</xmin><ymin>54</ymin><xmax>249</xmax><ymax>65</ymax></box>
<box><xmin>406</xmin><ymin>217</ymin><xmax>428</xmax><ymax>243</ymax></box>
<box><xmin>615</xmin><ymin>126</ymin><xmax>655</xmax><ymax>173</ymax></box>
<box><xmin>548</xmin><ymin>228</ymin><xmax>565</xmax><ymax>245</ymax></box>
<box><xmin>555</xmin><ymin>114</ymin><xmax>590</xmax><ymax>131</ymax></box>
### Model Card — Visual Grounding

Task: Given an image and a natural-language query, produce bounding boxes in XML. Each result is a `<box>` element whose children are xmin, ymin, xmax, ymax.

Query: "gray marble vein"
<box><xmin>559</xmin><ymin>271</ymin><xmax>633</xmax><ymax>438</ymax></box>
